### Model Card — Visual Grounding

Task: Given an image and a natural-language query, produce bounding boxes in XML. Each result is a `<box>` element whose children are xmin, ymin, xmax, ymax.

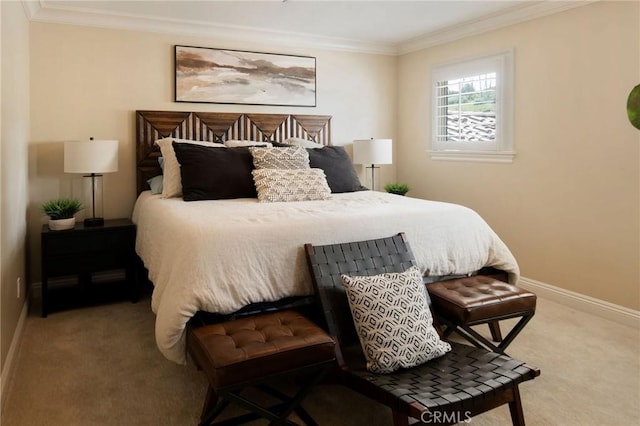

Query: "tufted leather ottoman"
<box><xmin>188</xmin><ymin>310</ymin><xmax>335</xmax><ymax>425</ymax></box>
<box><xmin>427</xmin><ymin>276</ymin><xmax>536</xmax><ymax>353</ymax></box>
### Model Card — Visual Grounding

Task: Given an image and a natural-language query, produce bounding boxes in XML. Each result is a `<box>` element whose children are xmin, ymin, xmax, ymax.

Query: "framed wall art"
<box><xmin>175</xmin><ymin>45</ymin><xmax>316</xmax><ymax>107</ymax></box>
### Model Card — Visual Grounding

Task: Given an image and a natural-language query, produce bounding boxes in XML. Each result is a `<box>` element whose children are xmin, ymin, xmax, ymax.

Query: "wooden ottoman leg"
<box><xmin>488</xmin><ymin>320</ymin><xmax>503</xmax><ymax>342</ymax></box>
<box><xmin>200</xmin><ymin>385</ymin><xmax>218</xmax><ymax>421</ymax></box>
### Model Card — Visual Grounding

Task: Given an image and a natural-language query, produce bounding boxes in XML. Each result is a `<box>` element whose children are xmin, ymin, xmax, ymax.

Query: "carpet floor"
<box><xmin>2</xmin><ymin>288</ymin><xmax>638</xmax><ymax>425</ymax></box>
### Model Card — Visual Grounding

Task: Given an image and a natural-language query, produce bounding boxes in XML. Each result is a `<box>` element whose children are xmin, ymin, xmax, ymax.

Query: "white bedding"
<box><xmin>132</xmin><ymin>190</ymin><xmax>519</xmax><ymax>364</ymax></box>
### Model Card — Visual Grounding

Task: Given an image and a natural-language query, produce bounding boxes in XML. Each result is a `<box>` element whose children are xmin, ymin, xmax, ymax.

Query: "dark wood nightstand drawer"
<box><xmin>44</xmin><ymin>227</ymin><xmax>134</xmax><ymax>257</ymax></box>
<box><xmin>44</xmin><ymin>252</ymin><xmax>132</xmax><ymax>277</ymax></box>
<box><xmin>40</xmin><ymin>218</ymin><xmax>137</xmax><ymax>317</ymax></box>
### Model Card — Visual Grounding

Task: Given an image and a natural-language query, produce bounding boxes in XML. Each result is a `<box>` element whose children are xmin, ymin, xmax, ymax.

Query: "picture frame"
<box><xmin>175</xmin><ymin>45</ymin><xmax>316</xmax><ymax>107</ymax></box>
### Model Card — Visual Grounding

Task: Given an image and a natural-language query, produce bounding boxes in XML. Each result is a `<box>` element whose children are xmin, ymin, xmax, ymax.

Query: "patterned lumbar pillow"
<box><xmin>250</xmin><ymin>146</ymin><xmax>310</xmax><ymax>169</ymax></box>
<box><xmin>252</xmin><ymin>168</ymin><xmax>331</xmax><ymax>202</ymax></box>
<box><xmin>341</xmin><ymin>266</ymin><xmax>451</xmax><ymax>374</ymax></box>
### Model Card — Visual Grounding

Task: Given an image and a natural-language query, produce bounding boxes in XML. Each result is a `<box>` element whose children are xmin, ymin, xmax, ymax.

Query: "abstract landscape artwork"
<box><xmin>175</xmin><ymin>45</ymin><xmax>316</xmax><ymax>106</ymax></box>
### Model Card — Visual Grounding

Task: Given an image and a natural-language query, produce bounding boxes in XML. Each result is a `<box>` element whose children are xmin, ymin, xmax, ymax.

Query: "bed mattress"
<box><xmin>132</xmin><ymin>190</ymin><xmax>519</xmax><ymax>364</ymax></box>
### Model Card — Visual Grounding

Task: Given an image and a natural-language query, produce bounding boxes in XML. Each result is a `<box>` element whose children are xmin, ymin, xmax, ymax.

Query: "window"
<box><xmin>430</xmin><ymin>50</ymin><xmax>514</xmax><ymax>162</ymax></box>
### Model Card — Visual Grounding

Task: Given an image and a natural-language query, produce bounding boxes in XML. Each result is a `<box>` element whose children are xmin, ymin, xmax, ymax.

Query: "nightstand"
<box><xmin>40</xmin><ymin>218</ymin><xmax>137</xmax><ymax>317</ymax></box>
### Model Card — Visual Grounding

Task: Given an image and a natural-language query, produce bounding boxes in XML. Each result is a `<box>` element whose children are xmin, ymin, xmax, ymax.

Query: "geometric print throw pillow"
<box><xmin>252</xmin><ymin>168</ymin><xmax>331</xmax><ymax>202</ymax></box>
<box><xmin>341</xmin><ymin>266</ymin><xmax>451</xmax><ymax>374</ymax></box>
<box><xmin>249</xmin><ymin>146</ymin><xmax>310</xmax><ymax>169</ymax></box>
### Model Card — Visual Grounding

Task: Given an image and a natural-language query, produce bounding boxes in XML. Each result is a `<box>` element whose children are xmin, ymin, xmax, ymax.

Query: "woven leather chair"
<box><xmin>305</xmin><ymin>233</ymin><xmax>540</xmax><ymax>426</ymax></box>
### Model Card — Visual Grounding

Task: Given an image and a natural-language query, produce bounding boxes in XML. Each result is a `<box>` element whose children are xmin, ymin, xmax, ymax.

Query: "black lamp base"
<box><xmin>84</xmin><ymin>217</ymin><xmax>104</xmax><ymax>227</ymax></box>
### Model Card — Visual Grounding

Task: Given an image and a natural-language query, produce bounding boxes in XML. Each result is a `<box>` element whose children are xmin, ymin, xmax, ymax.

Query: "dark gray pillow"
<box><xmin>271</xmin><ymin>141</ymin><xmax>294</xmax><ymax>147</ymax></box>
<box><xmin>173</xmin><ymin>142</ymin><xmax>257</xmax><ymax>201</ymax></box>
<box><xmin>307</xmin><ymin>146</ymin><xmax>366</xmax><ymax>193</ymax></box>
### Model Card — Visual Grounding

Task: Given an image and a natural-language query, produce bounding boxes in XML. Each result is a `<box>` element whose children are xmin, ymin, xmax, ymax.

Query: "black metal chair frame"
<box><xmin>305</xmin><ymin>233</ymin><xmax>540</xmax><ymax>426</ymax></box>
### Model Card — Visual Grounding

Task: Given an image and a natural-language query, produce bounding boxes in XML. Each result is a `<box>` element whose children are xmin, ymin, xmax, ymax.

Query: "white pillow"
<box><xmin>285</xmin><ymin>137</ymin><xmax>324</xmax><ymax>149</ymax></box>
<box><xmin>252</xmin><ymin>168</ymin><xmax>331</xmax><ymax>202</ymax></box>
<box><xmin>341</xmin><ymin>266</ymin><xmax>451</xmax><ymax>374</ymax></box>
<box><xmin>249</xmin><ymin>146</ymin><xmax>310</xmax><ymax>169</ymax></box>
<box><xmin>154</xmin><ymin>138</ymin><xmax>224</xmax><ymax>198</ymax></box>
<box><xmin>224</xmin><ymin>140</ymin><xmax>273</xmax><ymax>148</ymax></box>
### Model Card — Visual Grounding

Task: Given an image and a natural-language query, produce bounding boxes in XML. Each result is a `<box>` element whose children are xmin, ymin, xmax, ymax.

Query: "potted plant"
<box><xmin>384</xmin><ymin>182</ymin><xmax>410</xmax><ymax>196</ymax></box>
<box><xmin>42</xmin><ymin>198</ymin><xmax>83</xmax><ymax>230</ymax></box>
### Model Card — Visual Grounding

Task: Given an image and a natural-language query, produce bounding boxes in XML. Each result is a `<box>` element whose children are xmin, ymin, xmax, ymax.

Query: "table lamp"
<box><xmin>353</xmin><ymin>138</ymin><xmax>393</xmax><ymax>191</ymax></box>
<box><xmin>64</xmin><ymin>138</ymin><xmax>119</xmax><ymax>226</ymax></box>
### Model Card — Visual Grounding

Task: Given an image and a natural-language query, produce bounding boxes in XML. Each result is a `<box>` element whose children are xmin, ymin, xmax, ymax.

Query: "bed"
<box><xmin>133</xmin><ymin>110</ymin><xmax>519</xmax><ymax>364</ymax></box>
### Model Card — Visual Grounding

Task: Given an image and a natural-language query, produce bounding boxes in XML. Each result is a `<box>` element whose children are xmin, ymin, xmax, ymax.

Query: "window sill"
<box><xmin>428</xmin><ymin>150</ymin><xmax>515</xmax><ymax>163</ymax></box>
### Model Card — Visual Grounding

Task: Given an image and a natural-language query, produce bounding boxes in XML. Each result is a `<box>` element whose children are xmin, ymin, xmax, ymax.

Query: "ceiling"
<box><xmin>25</xmin><ymin>1</ymin><xmax>592</xmax><ymax>55</ymax></box>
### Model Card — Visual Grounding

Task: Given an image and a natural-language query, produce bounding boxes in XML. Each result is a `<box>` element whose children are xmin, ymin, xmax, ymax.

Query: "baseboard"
<box><xmin>519</xmin><ymin>276</ymin><xmax>640</xmax><ymax>329</ymax></box>
<box><xmin>0</xmin><ymin>300</ymin><xmax>29</xmax><ymax>412</ymax></box>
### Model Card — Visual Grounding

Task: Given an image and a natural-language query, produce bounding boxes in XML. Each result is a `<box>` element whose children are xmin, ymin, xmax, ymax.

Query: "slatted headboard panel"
<box><xmin>135</xmin><ymin>110</ymin><xmax>332</xmax><ymax>195</ymax></box>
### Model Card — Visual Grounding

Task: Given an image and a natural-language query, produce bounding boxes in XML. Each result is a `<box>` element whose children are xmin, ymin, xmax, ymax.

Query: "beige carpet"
<box><xmin>2</xmin><ymin>290</ymin><xmax>639</xmax><ymax>425</ymax></box>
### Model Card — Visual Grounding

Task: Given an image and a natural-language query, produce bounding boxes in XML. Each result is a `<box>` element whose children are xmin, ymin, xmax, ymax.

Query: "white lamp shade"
<box><xmin>64</xmin><ymin>140</ymin><xmax>119</xmax><ymax>173</ymax></box>
<box><xmin>353</xmin><ymin>139</ymin><xmax>393</xmax><ymax>165</ymax></box>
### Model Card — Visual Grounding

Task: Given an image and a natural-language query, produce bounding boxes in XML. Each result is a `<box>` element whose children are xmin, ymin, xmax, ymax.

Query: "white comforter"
<box><xmin>132</xmin><ymin>190</ymin><xmax>519</xmax><ymax>364</ymax></box>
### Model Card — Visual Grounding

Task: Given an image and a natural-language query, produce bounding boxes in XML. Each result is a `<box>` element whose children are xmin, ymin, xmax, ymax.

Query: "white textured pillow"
<box><xmin>341</xmin><ymin>266</ymin><xmax>451</xmax><ymax>374</ymax></box>
<box><xmin>285</xmin><ymin>137</ymin><xmax>324</xmax><ymax>149</ymax></box>
<box><xmin>154</xmin><ymin>138</ymin><xmax>224</xmax><ymax>198</ymax></box>
<box><xmin>249</xmin><ymin>146</ymin><xmax>309</xmax><ymax>169</ymax></box>
<box><xmin>252</xmin><ymin>168</ymin><xmax>331</xmax><ymax>202</ymax></box>
<box><xmin>224</xmin><ymin>140</ymin><xmax>273</xmax><ymax>148</ymax></box>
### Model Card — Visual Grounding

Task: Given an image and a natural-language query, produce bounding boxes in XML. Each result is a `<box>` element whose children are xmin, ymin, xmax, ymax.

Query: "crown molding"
<box><xmin>21</xmin><ymin>0</ymin><xmax>41</xmax><ymax>20</ymax></box>
<box><xmin>22</xmin><ymin>0</ymin><xmax>397</xmax><ymax>55</ymax></box>
<box><xmin>398</xmin><ymin>0</ymin><xmax>599</xmax><ymax>55</ymax></box>
<box><xmin>23</xmin><ymin>1</ymin><xmax>597</xmax><ymax>57</ymax></box>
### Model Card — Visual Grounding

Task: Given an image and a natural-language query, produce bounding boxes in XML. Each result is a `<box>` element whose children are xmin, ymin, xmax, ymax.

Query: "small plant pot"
<box><xmin>48</xmin><ymin>217</ymin><xmax>76</xmax><ymax>231</ymax></box>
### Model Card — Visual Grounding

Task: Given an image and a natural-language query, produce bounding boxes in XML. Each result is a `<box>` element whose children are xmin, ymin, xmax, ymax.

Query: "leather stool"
<box><xmin>188</xmin><ymin>310</ymin><xmax>335</xmax><ymax>426</ymax></box>
<box><xmin>427</xmin><ymin>275</ymin><xmax>536</xmax><ymax>353</ymax></box>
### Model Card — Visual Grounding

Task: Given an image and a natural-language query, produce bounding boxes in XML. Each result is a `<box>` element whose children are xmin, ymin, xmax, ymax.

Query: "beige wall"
<box><xmin>1</xmin><ymin>1</ymin><xmax>29</xmax><ymax>374</ymax></box>
<box><xmin>398</xmin><ymin>1</ymin><xmax>640</xmax><ymax>310</ymax></box>
<box><xmin>28</xmin><ymin>23</ymin><xmax>397</xmax><ymax>282</ymax></box>
<box><xmin>18</xmin><ymin>2</ymin><xmax>640</xmax><ymax>324</ymax></box>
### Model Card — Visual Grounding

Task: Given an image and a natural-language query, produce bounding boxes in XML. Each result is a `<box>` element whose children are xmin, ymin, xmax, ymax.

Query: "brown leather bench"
<box><xmin>427</xmin><ymin>275</ymin><xmax>536</xmax><ymax>353</ymax></box>
<box><xmin>188</xmin><ymin>310</ymin><xmax>335</xmax><ymax>426</ymax></box>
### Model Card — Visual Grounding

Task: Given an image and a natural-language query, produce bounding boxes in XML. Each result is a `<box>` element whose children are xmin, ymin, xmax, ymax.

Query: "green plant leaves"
<box><xmin>42</xmin><ymin>198</ymin><xmax>83</xmax><ymax>220</ymax></box>
<box><xmin>384</xmin><ymin>182</ymin><xmax>409</xmax><ymax>195</ymax></box>
<box><xmin>628</xmin><ymin>84</ymin><xmax>640</xmax><ymax>130</ymax></box>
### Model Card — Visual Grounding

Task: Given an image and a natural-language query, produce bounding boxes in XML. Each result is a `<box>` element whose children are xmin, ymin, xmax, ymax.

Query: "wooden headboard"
<box><xmin>135</xmin><ymin>110</ymin><xmax>332</xmax><ymax>195</ymax></box>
